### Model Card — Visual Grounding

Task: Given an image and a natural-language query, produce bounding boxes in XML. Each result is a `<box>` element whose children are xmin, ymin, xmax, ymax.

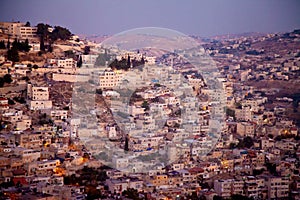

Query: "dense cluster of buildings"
<box><xmin>0</xmin><ymin>21</ymin><xmax>300</xmax><ymax>199</ymax></box>
<box><xmin>0</xmin><ymin>22</ymin><xmax>40</xmax><ymax>40</ymax></box>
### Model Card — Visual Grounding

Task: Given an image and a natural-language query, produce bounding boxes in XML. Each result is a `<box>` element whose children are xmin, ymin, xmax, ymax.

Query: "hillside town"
<box><xmin>0</xmin><ymin>21</ymin><xmax>300</xmax><ymax>200</ymax></box>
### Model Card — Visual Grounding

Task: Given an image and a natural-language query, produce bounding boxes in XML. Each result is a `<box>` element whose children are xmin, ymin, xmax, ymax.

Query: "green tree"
<box><xmin>266</xmin><ymin>162</ymin><xmax>278</xmax><ymax>176</ymax></box>
<box><xmin>25</xmin><ymin>21</ymin><xmax>31</xmax><ymax>27</ymax></box>
<box><xmin>0</xmin><ymin>40</ymin><xmax>5</xmax><ymax>49</ymax></box>
<box><xmin>0</xmin><ymin>78</ymin><xmax>4</xmax><ymax>87</ymax></box>
<box><xmin>7</xmin><ymin>48</ymin><xmax>19</xmax><ymax>62</ymax></box>
<box><xmin>50</xmin><ymin>26</ymin><xmax>72</xmax><ymax>41</ymax></box>
<box><xmin>32</xmin><ymin>64</ymin><xmax>39</xmax><ymax>69</ymax></box>
<box><xmin>11</xmin><ymin>38</ymin><xmax>30</xmax><ymax>52</ymax></box>
<box><xmin>95</xmin><ymin>89</ymin><xmax>102</xmax><ymax>95</ymax></box>
<box><xmin>95</xmin><ymin>52</ymin><xmax>111</xmax><ymax>66</ymax></box>
<box><xmin>23</xmin><ymin>39</ymin><xmax>31</xmax><ymax>52</ymax></box>
<box><xmin>131</xmin><ymin>58</ymin><xmax>145</xmax><ymax>68</ymax></box>
<box><xmin>141</xmin><ymin>56</ymin><xmax>145</xmax><ymax>65</ymax></box>
<box><xmin>6</xmin><ymin>38</ymin><xmax>10</xmax><ymax>49</ymax></box>
<box><xmin>3</xmin><ymin>74</ymin><xmax>12</xmax><ymax>84</ymax></box>
<box><xmin>243</xmin><ymin>136</ymin><xmax>254</xmax><ymax>148</ymax></box>
<box><xmin>8</xmin><ymin>98</ymin><xmax>15</xmax><ymax>105</ymax></box>
<box><xmin>124</xmin><ymin>135</ymin><xmax>129</xmax><ymax>151</ymax></box>
<box><xmin>77</xmin><ymin>55</ymin><xmax>83</xmax><ymax>68</ymax></box>
<box><xmin>142</xmin><ymin>100</ymin><xmax>150</xmax><ymax>111</ymax></box>
<box><xmin>226</xmin><ymin>107</ymin><xmax>235</xmax><ymax>118</ymax></box>
<box><xmin>237</xmin><ymin>136</ymin><xmax>254</xmax><ymax>149</ymax></box>
<box><xmin>36</xmin><ymin>23</ymin><xmax>51</xmax><ymax>51</ymax></box>
<box><xmin>127</xmin><ymin>55</ymin><xmax>131</xmax><ymax>68</ymax></box>
<box><xmin>83</xmin><ymin>46</ymin><xmax>90</xmax><ymax>55</ymax></box>
<box><xmin>109</xmin><ymin>58</ymin><xmax>126</xmax><ymax>70</ymax></box>
<box><xmin>48</xmin><ymin>42</ymin><xmax>53</xmax><ymax>52</ymax></box>
<box><xmin>12</xmin><ymin>38</ymin><xmax>18</xmax><ymax>49</ymax></box>
<box><xmin>122</xmin><ymin>188</ymin><xmax>140</xmax><ymax>200</ymax></box>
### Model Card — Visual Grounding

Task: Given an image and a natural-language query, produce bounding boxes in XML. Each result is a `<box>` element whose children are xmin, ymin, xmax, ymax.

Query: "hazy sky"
<box><xmin>0</xmin><ymin>0</ymin><xmax>300</xmax><ymax>37</ymax></box>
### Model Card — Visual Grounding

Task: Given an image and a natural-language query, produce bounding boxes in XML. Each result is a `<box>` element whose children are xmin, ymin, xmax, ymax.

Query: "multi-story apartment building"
<box><xmin>244</xmin><ymin>176</ymin><xmax>265</xmax><ymax>198</ymax></box>
<box><xmin>237</xmin><ymin>122</ymin><xmax>256</xmax><ymax>137</ymax></box>
<box><xmin>150</xmin><ymin>174</ymin><xmax>169</xmax><ymax>187</ymax></box>
<box><xmin>14</xmin><ymin>147</ymin><xmax>41</xmax><ymax>163</ymax></box>
<box><xmin>27</xmin><ymin>84</ymin><xmax>52</xmax><ymax>110</ymax></box>
<box><xmin>0</xmin><ymin>22</ymin><xmax>38</xmax><ymax>39</ymax></box>
<box><xmin>15</xmin><ymin>133</ymin><xmax>43</xmax><ymax>149</ymax></box>
<box><xmin>214</xmin><ymin>177</ymin><xmax>266</xmax><ymax>199</ymax></box>
<box><xmin>187</xmin><ymin>74</ymin><xmax>204</xmax><ymax>92</ymax></box>
<box><xmin>17</xmin><ymin>26</ymin><xmax>38</xmax><ymax>39</ymax></box>
<box><xmin>16</xmin><ymin>117</ymin><xmax>31</xmax><ymax>131</ymax></box>
<box><xmin>57</xmin><ymin>58</ymin><xmax>76</xmax><ymax>68</ymax></box>
<box><xmin>214</xmin><ymin>179</ymin><xmax>240</xmax><ymax>198</ymax></box>
<box><xmin>2</xmin><ymin>110</ymin><xmax>31</xmax><ymax>131</ymax></box>
<box><xmin>80</xmin><ymin>54</ymin><xmax>98</xmax><ymax>68</ymax></box>
<box><xmin>265</xmin><ymin>176</ymin><xmax>289</xmax><ymax>199</ymax></box>
<box><xmin>27</xmin><ymin>159</ymin><xmax>60</xmax><ymax>175</ymax></box>
<box><xmin>98</xmin><ymin>69</ymin><xmax>123</xmax><ymax>89</ymax></box>
<box><xmin>27</xmin><ymin>84</ymin><xmax>49</xmax><ymax>100</ymax></box>
<box><xmin>47</xmin><ymin>58</ymin><xmax>77</xmax><ymax>68</ymax></box>
<box><xmin>0</xmin><ymin>22</ymin><xmax>24</xmax><ymax>36</ymax></box>
<box><xmin>215</xmin><ymin>175</ymin><xmax>290</xmax><ymax>200</ymax></box>
<box><xmin>261</xmin><ymin>138</ymin><xmax>275</xmax><ymax>150</ymax></box>
<box><xmin>48</xmin><ymin>110</ymin><xmax>68</xmax><ymax>120</ymax></box>
<box><xmin>236</xmin><ymin>106</ymin><xmax>253</xmax><ymax>121</ymax></box>
<box><xmin>242</xmin><ymin>99</ymin><xmax>260</xmax><ymax>113</ymax></box>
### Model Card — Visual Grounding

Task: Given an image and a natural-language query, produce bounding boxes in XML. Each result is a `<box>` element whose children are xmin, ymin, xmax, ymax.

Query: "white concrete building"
<box><xmin>98</xmin><ymin>69</ymin><xmax>124</xmax><ymax>89</ymax></box>
<box><xmin>266</xmin><ymin>176</ymin><xmax>289</xmax><ymax>199</ymax></box>
<box><xmin>81</xmin><ymin>54</ymin><xmax>98</xmax><ymax>68</ymax></box>
<box><xmin>237</xmin><ymin>122</ymin><xmax>256</xmax><ymax>137</ymax></box>
<box><xmin>18</xmin><ymin>26</ymin><xmax>38</xmax><ymax>39</ymax></box>
<box><xmin>112</xmin><ymin>156</ymin><xmax>129</xmax><ymax>169</ymax></box>
<box><xmin>236</xmin><ymin>106</ymin><xmax>253</xmax><ymax>121</ymax></box>
<box><xmin>49</xmin><ymin>110</ymin><xmax>68</xmax><ymax>120</ymax></box>
<box><xmin>27</xmin><ymin>84</ymin><xmax>52</xmax><ymax>110</ymax></box>
<box><xmin>0</xmin><ymin>22</ymin><xmax>38</xmax><ymax>39</ymax></box>
<box><xmin>48</xmin><ymin>58</ymin><xmax>77</xmax><ymax>68</ymax></box>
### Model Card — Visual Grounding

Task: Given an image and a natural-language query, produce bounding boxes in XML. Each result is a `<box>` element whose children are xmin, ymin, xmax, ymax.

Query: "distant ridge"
<box><xmin>209</xmin><ymin>32</ymin><xmax>267</xmax><ymax>40</ymax></box>
<box><xmin>79</xmin><ymin>32</ymin><xmax>267</xmax><ymax>44</ymax></box>
<box><xmin>79</xmin><ymin>29</ymin><xmax>300</xmax><ymax>43</ymax></box>
<box><xmin>78</xmin><ymin>34</ymin><xmax>111</xmax><ymax>43</ymax></box>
